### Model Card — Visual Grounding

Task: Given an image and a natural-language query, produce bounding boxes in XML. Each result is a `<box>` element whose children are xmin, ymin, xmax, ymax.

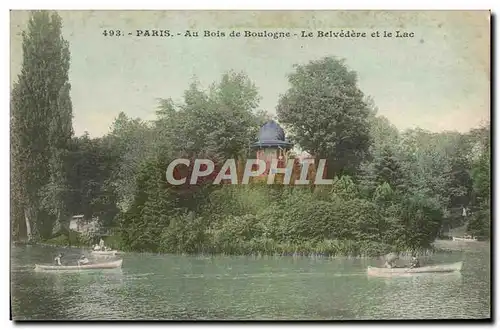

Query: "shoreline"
<box><xmin>12</xmin><ymin>239</ymin><xmax>450</xmax><ymax>259</ymax></box>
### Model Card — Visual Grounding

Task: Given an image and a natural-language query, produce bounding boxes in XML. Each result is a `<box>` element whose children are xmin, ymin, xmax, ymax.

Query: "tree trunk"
<box><xmin>52</xmin><ymin>207</ymin><xmax>62</xmax><ymax>236</ymax></box>
<box><xmin>24</xmin><ymin>207</ymin><xmax>32</xmax><ymax>242</ymax></box>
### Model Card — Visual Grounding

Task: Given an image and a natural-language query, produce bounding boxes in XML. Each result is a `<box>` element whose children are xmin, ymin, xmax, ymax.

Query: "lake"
<box><xmin>10</xmin><ymin>241</ymin><xmax>491</xmax><ymax>320</ymax></box>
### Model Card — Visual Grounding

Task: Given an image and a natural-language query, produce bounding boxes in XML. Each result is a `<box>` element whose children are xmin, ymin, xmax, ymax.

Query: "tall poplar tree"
<box><xmin>11</xmin><ymin>11</ymin><xmax>73</xmax><ymax>241</ymax></box>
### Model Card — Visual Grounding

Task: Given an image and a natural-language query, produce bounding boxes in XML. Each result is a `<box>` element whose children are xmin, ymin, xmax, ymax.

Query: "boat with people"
<box><xmin>91</xmin><ymin>249</ymin><xmax>119</xmax><ymax>256</ymax></box>
<box><xmin>34</xmin><ymin>259</ymin><xmax>123</xmax><ymax>271</ymax></box>
<box><xmin>452</xmin><ymin>235</ymin><xmax>478</xmax><ymax>242</ymax></box>
<box><xmin>91</xmin><ymin>238</ymin><xmax>119</xmax><ymax>256</ymax></box>
<box><xmin>367</xmin><ymin>261</ymin><xmax>463</xmax><ymax>277</ymax></box>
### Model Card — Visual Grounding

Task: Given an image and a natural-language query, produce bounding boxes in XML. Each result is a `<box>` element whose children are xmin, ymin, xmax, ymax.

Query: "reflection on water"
<box><xmin>365</xmin><ymin>273</ymin><xmax>467</xmax><ymax>319</ymax></box>
<box><xmin>10</xmin><ymin>245</ymin><xmax>490</xmax><ymax>320</ymax></box>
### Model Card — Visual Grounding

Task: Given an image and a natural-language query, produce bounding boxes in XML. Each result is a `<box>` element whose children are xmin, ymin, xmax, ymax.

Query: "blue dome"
<box><xmin>250</xmin><ymin>120</ymin><xmax>293</xmax><ymax>149</ymax></box>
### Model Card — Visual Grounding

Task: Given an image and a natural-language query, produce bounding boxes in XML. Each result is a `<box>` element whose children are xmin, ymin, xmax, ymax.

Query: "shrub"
<box><xmin>44</xmin><ymin>234</ymin><xmax>69</xmax><ymax>246</ymax></box>
<box><xmin>159</xmin><ymin>212</ymin><xmax>207</xmax><ymax>253</ymax></box>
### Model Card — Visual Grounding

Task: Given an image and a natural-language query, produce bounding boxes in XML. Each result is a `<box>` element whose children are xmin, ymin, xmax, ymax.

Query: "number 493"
<box><xmin>103</xmin><ymin>30</ymin><xmax>122</xmax><ymax>37</ymax></box>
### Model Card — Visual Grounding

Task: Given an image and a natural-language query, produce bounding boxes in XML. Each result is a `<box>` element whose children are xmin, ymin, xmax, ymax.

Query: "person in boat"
<box><xmin>78</xmin><ymin>254</ymin><xmax>90</xmax><ymax>266</ymax></box>
<box><xmin>409</xmin><ymin>255</ymin><xmax>420</xmax><ymax>269</ymax></box>
<box><xmin>384</xmin><ymin>252</ymin><xmax>399</xmax><ymax>269</ymax></box>
<box><xmin>93</xmin><ymin>244</ymin><xmax>101</xmax><ymax>251</ymax></box>
<box><xmin>54</xmin><ymin>253</ymin><xmax>63</xmax><ymax>266</ymax></box>
<box><xmin>99</xmin><ymin>238</ymin><xmax>105</xmax><ymax>249</ymax></box>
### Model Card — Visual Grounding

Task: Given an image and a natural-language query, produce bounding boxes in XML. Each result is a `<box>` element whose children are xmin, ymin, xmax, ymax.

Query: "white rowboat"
<box><xmin>34</xmin><ymin>259</ymin><xmax>123</xmax><ymax>271</ymax></box>
<box><xmin>91</xmin><ymin>250</ymin><xmax>118</xmax><ymax>256</ymax></box>
<box><xmin>367</xmin><ymin>261</ymin><xmax>463</xmax><ymax>277</ymax></box>
<box><xmin>452</xmin><ymin>236</ymin><xmax>478</xmax><ymax>242</ymax></box>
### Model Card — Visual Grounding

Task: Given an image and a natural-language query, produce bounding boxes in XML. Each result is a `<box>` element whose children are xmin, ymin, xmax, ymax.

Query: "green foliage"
<box><xmin>398</xmin><ymin>194</ymin><xmax>443</xmax><ymax>249</ymax></box>
<box><xmin>159</xmin><ymin>212</ymin><xmax>207</xmax><ymax>254</ymax></box>
<box><xmin>44</xmin><ymin>234</ymin><xmax>69</xmax><ymax>246</ymax></box>
<box><xmin>64</xmin><ymin>134</ymin><xmax>120</xmax><ymax>226</ymax></box>
<box><xmin>157</xmin><ymin>72</ymin><xmax>263</xmax><ymax>161</ymax></box>
<box><xmin>107</xmin><ymin>112</ymin><xmax>155</xmax><ymax>212</ymax></box>
<box><xmin>12</xmin><ymin>11</ymin><xmax>490</xmax><ymax>254</ymax></box>
<box><xmin>360</xmin><ymin>146</ymin><xmax>407</xmax><ymax>196</ymax></box>
<box><xmin>373</xmin><ymin>182</ymin><xmax>395</xmax><ymax>205</ymax></box>
<box><xmin>467</xmin><ymin>125</ymin><xmax>490</xmax><ymax>238</ymax></box>
<box><xmin>132</xmin><ymin>174</ymin><xmax>447</xmax><ymax>256</ymax></box>
<box><xmin>78</xmin><ymin>230</ymin><xmax>97</xmax><ymax>247</ymax></box>
<box><xmin>471</xmin><ymin>137</ymin><xmax>490</xmax><ymax>206</ymax></box>
<box><xmin>467</xmin><ymin>208</ymin><xmax>490</xmax><ymax>238</ymax></box>
<box><xmin>103</xmin><ymin>234</ymin><xmax>122</xmax><ymax>250</ymax></box>
<box><xmin>114</xmin><ymin>108</ymin><xmax>489</xmax><ymax>256</ymax></box>
<box><xmin>119</xmin><ymin>158</ymin><xmax>177</xmax><ymax>252</ymax></box>
<box><xmin>44</xmin><ymin>230</ymin><xmax>86</xmax><ymax>247</ymax></box>
<box><xmin>330</xmin><ymin>176</ymin><xmax>359</xmax><ymax>200</ymax></box>
<box><xmin>276</xmin><ymin>56</ymin><xmax>372</xmax><ymax>177</ymax></box>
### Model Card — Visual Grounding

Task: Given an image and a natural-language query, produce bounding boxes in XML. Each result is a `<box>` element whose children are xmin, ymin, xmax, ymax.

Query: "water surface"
<box><xmin>10</xmin><ymin>242</ymin><xmax>490</xmax><ymax>320</ymax></box>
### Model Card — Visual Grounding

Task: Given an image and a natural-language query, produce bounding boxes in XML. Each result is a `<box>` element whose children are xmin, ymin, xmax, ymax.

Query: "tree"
<box><xmin>117</xmin><ymin>72</ymin><xmax>267</xmax><ymax>252</ymax></box>
<box><xmin>106</xmin><ymin>112</ymin><xmax>155</xmax><ymax>212</ymax></box>
<box><xmin>399</xmin><ymin>129</ymin><xmax>474</xmax><ymax>231</ymax></box>
<box><xmin>399</xmin><ymin>194</ymin><xmax>443</xmax><ymax>250</ymax></box>
<box><xmin>155</xmin><ymin>73</ymin><xmax>263</xmax><ymax>205</ymax></box>
<box><xmin>277</xmin><ymin>57</ymin><xmax>372</xmax><ymax>178</ymax></box>
<box><xmin>11</xmin><ymin>11</ymin><xmax>73</xmax><ymax>240</ymax></box>
<box><xmin>363</xmin><ymin>145</ymin><xmax>407</xmax><ymax>194</ymax></box>
<box><xmin>365</xmin><ymin>108</ymin><xmax>400</xmax><ymax>150</ymax></box>
<box><xmin>358</xmin><ymin>112</ymin><xmax>404</xmax><ymax>197</ymax></box>
<box><xmin>65</xmin><ymin>134</ymin><xmax>120</xmax><ymax>227</ymax></box>
<box><xmin>469</xmin><ymin>125</ymin><xmax>490</xmax><ymax>206</ymax></box>
<box><xmin>40</xmin><ymin>65</ymin><xmax>73</xmax><ymax>238</ymax></box>
<box><xmin>467</xmin><ymin>125</ymin><xmax>490</xmax><ymax>237</ymax></box>
<box><xmin>119</xmin><ymin>157</ymin><xmax>177</xmax><ymax>252</ymax></box>
<box><xmin>160</xmin><ymin>72</ymin><xmax>263</xmax><ymax>160</ymax></box>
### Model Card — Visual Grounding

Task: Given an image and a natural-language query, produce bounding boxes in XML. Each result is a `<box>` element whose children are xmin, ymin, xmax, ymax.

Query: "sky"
<box><xmin>10</xmin><ymin>10</ymin><xmax>490</xmax><ymax>137</ymax></box>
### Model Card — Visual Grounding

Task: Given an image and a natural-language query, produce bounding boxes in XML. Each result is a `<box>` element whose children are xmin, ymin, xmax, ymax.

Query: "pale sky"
<box><xmin>10</xmin><ymin>10</ymin><xmax>490</xmax><ymax>137</ymax></box>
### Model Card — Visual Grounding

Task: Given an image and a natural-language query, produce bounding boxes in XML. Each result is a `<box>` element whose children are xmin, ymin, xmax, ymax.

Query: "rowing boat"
<box><xmin>34</xmin><ymin>259</ymin><xmax>123</xmax><ymax>271</ymax></box>
<box><xmin>367</xmin><ymin>261</ymin><xmax>463</xmax><ymax>277</ymax></box>
<box><xmin>91</xmin><ymin>250</ymin><xmax>118</xmax><ymax>256</ymax></box>
<box><xmin>452</xmin><ymin>236</ymin><xmax>478</xmax><ymax>242</ymax></box>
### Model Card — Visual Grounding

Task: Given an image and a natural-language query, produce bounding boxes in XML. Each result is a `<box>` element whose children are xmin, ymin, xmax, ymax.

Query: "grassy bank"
<box><xmin>131</xmin><ymin>237</ymin><xmax>437</xmax><ymax>258</ymax></box>
<box><xmin>41</xmin><ymin>230</ymin><xmax>87</xmax><ymax>248</ymax></box>
<box><xmin>36</xmin><ymin>231</ymin><xmax>438</xmax><ymax>259</ymax></box>
<box><xmin>39</xmin><ymin>231</ymin><xmax>122</xmax><ymax>250</ymax></box>
<box><xmin>186</xmin><ymin>239</ymin><xmax>396</xmax><ymax>258</ymax></box>
<box><xmin>27</xmin><ymin>236</ymin><xmax>443</xmax><ymax>259</ymax></box>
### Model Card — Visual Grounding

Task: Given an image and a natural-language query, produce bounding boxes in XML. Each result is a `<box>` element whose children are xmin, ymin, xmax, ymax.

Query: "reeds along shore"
<box><xmin>21</xmin><ymin>234</ymin><xmax>448</xmax><ymax>260</ymax></box>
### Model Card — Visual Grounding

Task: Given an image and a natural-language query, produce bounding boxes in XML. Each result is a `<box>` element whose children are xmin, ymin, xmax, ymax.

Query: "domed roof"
<box><xmin>250</xmin><ymin>120</ymin><xmax>293</xmax><ymax>149</ymax></box>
